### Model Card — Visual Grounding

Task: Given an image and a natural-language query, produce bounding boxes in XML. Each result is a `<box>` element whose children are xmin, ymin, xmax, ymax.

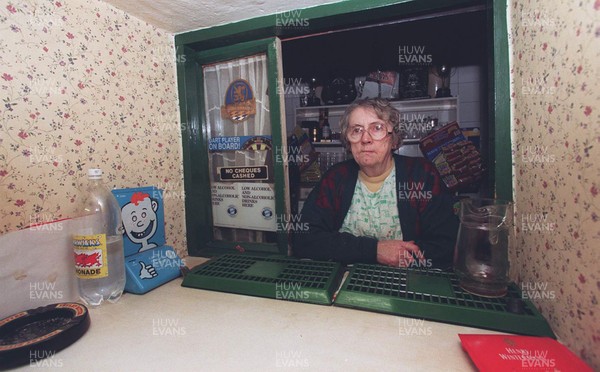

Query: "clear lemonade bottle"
<box><xmin>73</xmin><ymin>168</ymin><xmax>125</xmax><ymax>306</ymax></box>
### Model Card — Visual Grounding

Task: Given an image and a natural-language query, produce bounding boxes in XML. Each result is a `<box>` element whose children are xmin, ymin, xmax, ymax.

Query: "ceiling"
<box><xmin>101</xmin><ymin>0</ymin><xmax>343</xmax><ymax>34</ymax></box>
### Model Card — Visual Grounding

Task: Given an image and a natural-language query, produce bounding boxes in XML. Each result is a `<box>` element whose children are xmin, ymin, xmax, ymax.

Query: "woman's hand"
<box><xmin>376</xmin><ymin>240</ymin><xmax>421</xmax><ymax>267</ymax></box>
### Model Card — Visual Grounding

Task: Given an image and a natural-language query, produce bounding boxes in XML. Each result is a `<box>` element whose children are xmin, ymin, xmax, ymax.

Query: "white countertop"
<box><xmin>14</xmin><ymin>258</ymin><xmax>502</xmax><ymax>372</ymax></box>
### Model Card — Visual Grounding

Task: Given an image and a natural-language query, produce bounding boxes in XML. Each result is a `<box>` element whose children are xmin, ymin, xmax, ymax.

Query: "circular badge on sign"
<box><xmin>261</xmin><ymin>207</ymin><xmax>273</xmax><ymax>220</ymax></box>
<box><xmin>241</xmin><ymin>136</ymin><xmax>272</xmax><ymax>151</ymax></box>
<box><xmin>227</xmin><ymin>205</ymin><xmax>238</xmax><ymax>217</ymax></box>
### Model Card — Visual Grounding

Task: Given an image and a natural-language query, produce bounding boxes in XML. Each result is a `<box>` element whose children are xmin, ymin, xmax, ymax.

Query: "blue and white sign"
<box><xmin>209</xmin><ymin>135</ymin><xmax>272</xmax><ymax>152</ymax></box>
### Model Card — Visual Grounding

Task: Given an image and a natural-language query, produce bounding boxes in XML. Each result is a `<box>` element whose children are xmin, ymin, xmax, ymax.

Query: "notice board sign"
<box><xmin>211</xmin><ymin>182</ymin><xmax>276</xmax><ymax>231</ymax></box>
<box><xmin>218</xmin><ymin>166</ymin><xmax>268</xmax><ymax>181</ymax></box>
<box><xmin>208</xmin><ymin>135</ymin><xmax>272</xmax><ymax>152</ymax></box>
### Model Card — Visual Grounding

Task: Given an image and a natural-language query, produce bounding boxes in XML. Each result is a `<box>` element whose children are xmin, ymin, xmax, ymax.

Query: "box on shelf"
<box><xmin>419</xmin><ymin>122</ymin><xmax>483</xmax><ymax>192</ymax></box>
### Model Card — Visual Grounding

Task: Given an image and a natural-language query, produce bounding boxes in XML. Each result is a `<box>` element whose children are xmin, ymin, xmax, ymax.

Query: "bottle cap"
<box><xmin>88</xmin><ymin>168</ymin><xmax>102</xmax><ymax>179</ymax></box>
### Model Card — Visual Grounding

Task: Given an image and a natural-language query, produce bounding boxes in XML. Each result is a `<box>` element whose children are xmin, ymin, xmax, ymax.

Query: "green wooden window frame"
<box><xmin>178</xmin><ymin>38</ymin><xmax>288</xmax><ymax>256</ymax></box>
<box><xmin>177</xmin><ymin>0</ymin><xmax>511</xmax><ymax>257</ymax></box>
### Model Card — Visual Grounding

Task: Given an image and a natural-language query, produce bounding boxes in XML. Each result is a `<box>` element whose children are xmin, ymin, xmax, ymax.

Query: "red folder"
<box><xmin>459</xmin><ymin>334</ymin><xmax>593</xmax><ymax>372</ymax></box>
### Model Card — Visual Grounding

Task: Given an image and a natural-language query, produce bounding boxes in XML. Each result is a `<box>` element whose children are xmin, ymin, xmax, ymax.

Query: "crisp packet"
<box><xmin>419</xmin><ymin>122</ymin><xmax>483</xmax><ymax>191</ymax></box>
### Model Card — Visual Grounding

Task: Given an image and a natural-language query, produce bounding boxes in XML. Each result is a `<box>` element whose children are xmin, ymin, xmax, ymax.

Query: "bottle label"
<box><xmin>73</xmin><ymin>234</ymin><xmax>108</xmax><ymax>279</ymax></box>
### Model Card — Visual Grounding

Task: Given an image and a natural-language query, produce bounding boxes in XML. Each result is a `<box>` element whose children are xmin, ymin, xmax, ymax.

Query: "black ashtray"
<box><xmin>0</xmin><ymin>303</ymin><xmax>90</xmax><ymax>369</ymax></box>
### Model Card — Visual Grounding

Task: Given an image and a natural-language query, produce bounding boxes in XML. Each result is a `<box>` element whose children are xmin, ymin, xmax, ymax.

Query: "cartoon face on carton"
<box><xmin>121</xmin><ymin>192</ymin><xmax>159</xmax><ymax>252</ymax></box>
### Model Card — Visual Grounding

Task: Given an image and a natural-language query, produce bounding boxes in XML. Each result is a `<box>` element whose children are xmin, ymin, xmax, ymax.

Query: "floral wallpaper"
<box><xmin>0</xmin><ymin>0</ymin><xmax>186</xmax><ymax>256</ymax></box>
<box><xmin>510</xmin><ymin>0</ymin><xmax>599</xmax><ymax>368</ymax></box>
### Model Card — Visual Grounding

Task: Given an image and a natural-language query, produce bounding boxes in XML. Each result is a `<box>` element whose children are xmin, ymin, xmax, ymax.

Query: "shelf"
<box><xmin>295</xmin><ymin>97</ymin><xmax>459</xmax><ymax>145</ymax></box>
<box><xmin>392</xmin><ymin>97</ymin><xmax>458</xmax><ymax>111</ymax></box>
<box><xmin>296</xmin><ymin>107</ymin><xmax>347</xmax><ymax>120</ymax></box>
<box><xmin>312</xmin><ymin>141</ymin><xmax>343</xmax><ymax>146</ymax></box>
<box><xmin>295</xmin><ymin>97</ymin><xmax>458</xmax><ymax>112</ymax></box>
<box><xmin>295</xmin><ymin>103</ymin><xmax>352</xmax><ymax>112</ymax></box>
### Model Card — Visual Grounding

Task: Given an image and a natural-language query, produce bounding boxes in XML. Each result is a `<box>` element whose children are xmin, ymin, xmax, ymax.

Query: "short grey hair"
<box><xmin>338</xmin><ymin>98</ymin><xmax>403</xmax><ymax>152</ymax></box>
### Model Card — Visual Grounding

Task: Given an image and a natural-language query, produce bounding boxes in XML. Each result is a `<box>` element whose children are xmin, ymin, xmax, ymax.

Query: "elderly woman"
<box><xmin>293</xmin><ymin>98</ymin><xmax>458</xmax><ymax>269</ymax></box>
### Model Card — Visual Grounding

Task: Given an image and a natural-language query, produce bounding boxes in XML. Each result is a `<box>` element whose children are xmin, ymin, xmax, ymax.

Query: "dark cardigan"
<box><xmin>293</xmin><ymin>154</ymin><xmax>459</xmax><ymax>269</ymax></box>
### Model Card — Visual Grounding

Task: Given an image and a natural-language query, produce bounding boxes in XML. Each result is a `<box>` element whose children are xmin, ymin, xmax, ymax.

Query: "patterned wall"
<box><xmin>0</xmin><ymin>0</ymin><xmax>186</xmax><ymax>255</ymax></box>
<box><xmin>510</xmin><ymin>0</ymin><xmax>599</xmax><ymax>368</ymax></box>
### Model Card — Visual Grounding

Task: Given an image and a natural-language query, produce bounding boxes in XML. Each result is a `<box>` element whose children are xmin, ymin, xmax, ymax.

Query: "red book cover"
<box><xmin>459</xmin><ymin>334</ymin><xmax>593</xmax><ymax>372</ymax></box>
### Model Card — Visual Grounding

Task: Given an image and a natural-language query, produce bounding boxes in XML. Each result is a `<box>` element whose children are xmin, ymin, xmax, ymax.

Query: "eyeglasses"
<box><xmin>347</xmin><ymin>123</ymin><xmax>393</xmax><ymax>143</ymax></box>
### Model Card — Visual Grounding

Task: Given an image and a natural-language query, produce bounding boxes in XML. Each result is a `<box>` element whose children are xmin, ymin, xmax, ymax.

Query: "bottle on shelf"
<box><xmin>72</xmin><ymin>168</ymin><xmax>126</xmax><ymax>306</ymax></box>
<box><xmin>321</xmin><ymin>110</ymin><xmax>332</xmax><ymax>142</ymax></box>
<box><xmin>311</xmin><ymin>125</ymin><xmax>320</xmax><ymax>143</ymax></box>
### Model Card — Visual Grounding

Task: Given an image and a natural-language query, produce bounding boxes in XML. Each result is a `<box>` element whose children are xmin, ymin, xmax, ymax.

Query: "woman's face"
<box><xmin>347</xmin><ymin>106</ymin><xmax>394</xmax><ymax>173</ymax></box>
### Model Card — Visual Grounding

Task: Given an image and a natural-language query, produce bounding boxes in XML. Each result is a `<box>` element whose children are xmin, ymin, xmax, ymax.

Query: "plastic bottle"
<box><xmin>72</xmin><ymin>169</ymin><xmax>125</xmax><ymax>306</ymax></box>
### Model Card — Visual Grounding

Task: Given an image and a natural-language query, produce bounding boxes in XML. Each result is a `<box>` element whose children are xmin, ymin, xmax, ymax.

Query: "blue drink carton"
<box><xmin>123</xmin><ymin>245</ymin><xmax>183</xmax><ymax>294</ymax></box>
<box><xmin>112</xmin><ymin>186</ymin><xmax>181</xmax><ymax>294</ymax></box>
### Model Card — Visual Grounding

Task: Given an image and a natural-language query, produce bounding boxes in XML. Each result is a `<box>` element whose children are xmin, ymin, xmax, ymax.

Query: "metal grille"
<box><xmin>335</xmin><ymin>264</ymin><xmax>555</xmax><ymax>337</ymax></box>
<box><xmin>181</xmin><ymin>254</ymin><xmax>341</xmax><ymax>305</ymax></box>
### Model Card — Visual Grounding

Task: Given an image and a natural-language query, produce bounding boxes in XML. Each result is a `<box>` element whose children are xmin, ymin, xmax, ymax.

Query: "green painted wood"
<box><xmin>490</xmin><ymin>0</ymin><xmax>512</xmax><ymax>201</ymax></box>
<box><xmin>181</xmin><ymin>38</ymin><xmax>288</xmax><ymax>256</ymax></box>
<box><xmin>194</xmin><ymin>38</ymin><xmax>274</xmax><ymax>64</ymax></box>
<box><xmin>178</xmin><ymin>46</ymin><xmax>214</xmax><ymax>256</ymax></box>
<box><xmin>266</xmin><ymin>40</ymin><xmax>290</xmax><ymax>253</ymax></box>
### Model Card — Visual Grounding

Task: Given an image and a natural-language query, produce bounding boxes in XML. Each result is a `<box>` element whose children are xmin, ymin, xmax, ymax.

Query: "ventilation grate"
<box><xmin>181</xmin><ymin>254</ymin><xmax>342</xmax><ymax>305</ymax></box>
<box><xmin>334</xmin><ymin>264</ymin><xmax>555</xmax><ymax>337</ymax></box>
